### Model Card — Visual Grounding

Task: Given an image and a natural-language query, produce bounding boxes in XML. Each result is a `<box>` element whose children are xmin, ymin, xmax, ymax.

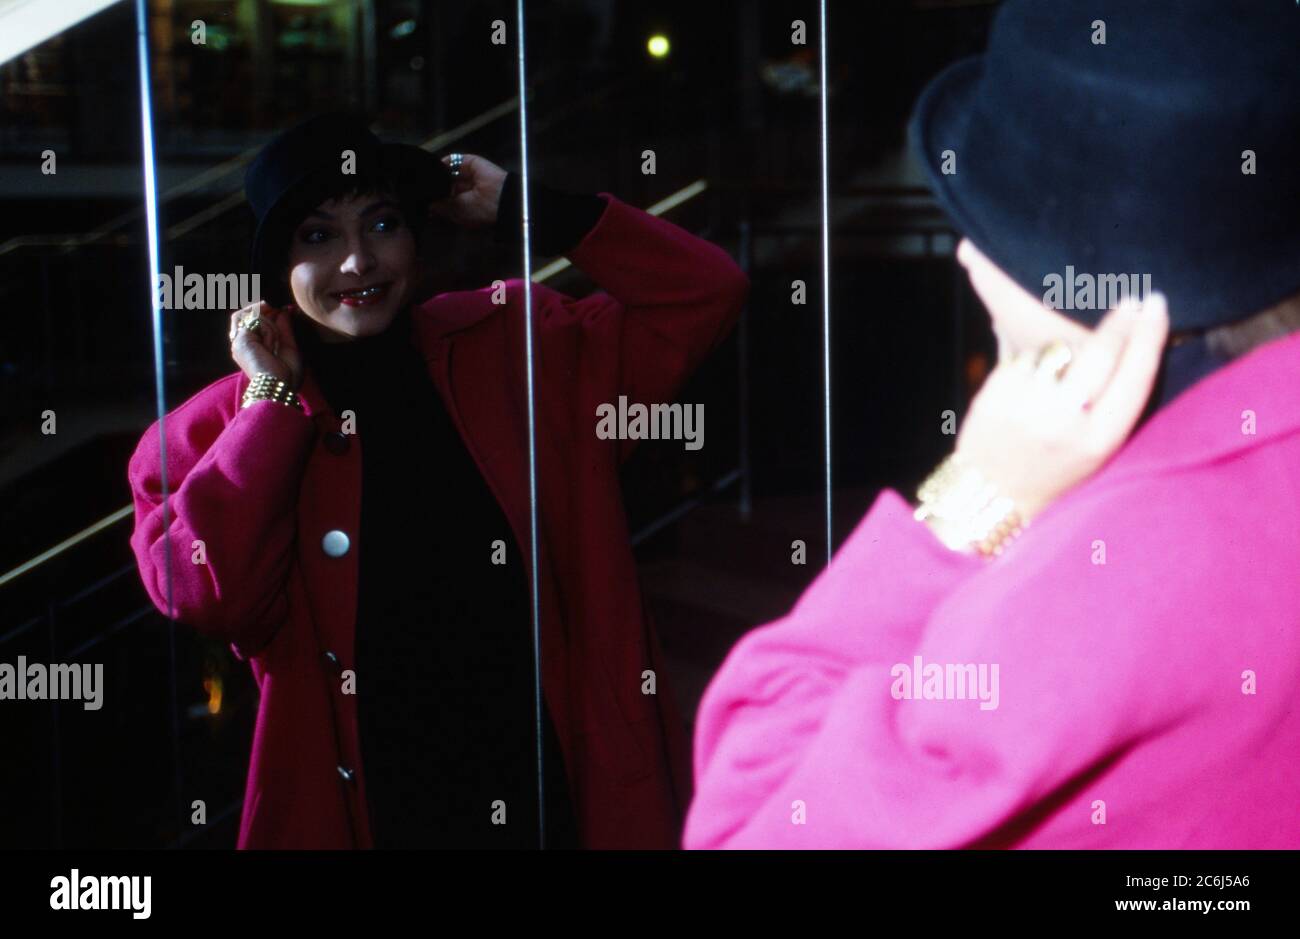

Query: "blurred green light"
<box><xmin>647</xmin><ymin>34</ymin><xmax>670</xmax><ymax>58</ymax></box>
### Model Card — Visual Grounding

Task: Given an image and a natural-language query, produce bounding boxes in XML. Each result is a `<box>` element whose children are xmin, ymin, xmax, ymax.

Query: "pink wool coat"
<box><xmin>129</xmin><ymin>192</ymin><xmax>748</xmax><ymax>849</ymax></box>
<box><xmin>684</xmin><ymin>329</ymin><xmax>1300</xmax><ymax>849</ymax></box>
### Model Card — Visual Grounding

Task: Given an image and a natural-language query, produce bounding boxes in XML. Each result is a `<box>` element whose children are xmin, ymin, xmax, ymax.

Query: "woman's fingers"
<box><xmin>1057</xmin><ymin>297</ymin><xmax>1143</xmax><ymax>410</ymax></box>
<box><xmin>228</xmin><ymin>301</ymin><xmax>275</xmax><ymax>343</ymax></box>
<box><xmin>1084</xmin><ymin>292</ymin><xmax>1169</xmax><ymax>447</ymax></box>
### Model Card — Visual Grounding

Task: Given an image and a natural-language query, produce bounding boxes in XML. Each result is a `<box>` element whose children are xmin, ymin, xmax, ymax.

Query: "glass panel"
<box><xmin>526</xmin><ymin>1</ymin><xmax>827</xmax><ymax>848</ymax></box>
<box><xmin>143</xmin><ymin>0</ymin><xmax>537</xmax><ymax>850</ymax></box>
<box><xmin>0</xmin><ymin>1</ymin><xmax>172</xmax><ymax>848</ymax></box>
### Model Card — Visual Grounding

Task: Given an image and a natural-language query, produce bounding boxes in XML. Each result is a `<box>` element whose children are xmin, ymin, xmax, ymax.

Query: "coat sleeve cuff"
<box><xmin>492</xmin><ymin>171</ymin><xmax>609</xmax><ymax>256</ymax></box>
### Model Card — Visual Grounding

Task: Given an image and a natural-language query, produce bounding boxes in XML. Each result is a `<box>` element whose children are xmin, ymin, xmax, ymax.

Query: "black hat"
<box><xmin>244</xmin><ymin>111</ymin><xmax>455</xmax><ymax>306</ymax></box>
<box><xmin>908</xmin><ymin>0</ymin><xmax>1300</xmax><ymax>330</ymax></box>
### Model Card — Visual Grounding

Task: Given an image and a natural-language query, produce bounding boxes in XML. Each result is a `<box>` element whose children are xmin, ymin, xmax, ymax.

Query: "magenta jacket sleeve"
<box><xmin>683</xmin><ymin>466</ymin><xmax>1285</xmax><ymax>848</ymax></box>
<box><xmin>549</xmin><ymin>193</ymin><xmax>749</xmax><ymax>461</ymax></box>
<box><xmin>683</xmin><ymin>489</ymin><xmax>985</xmax><ymax>847</ymax></box>
<box><xmin>128</xmin><ymin>384</ymin><xmax>317</xmax><ymax>656</ymax></box>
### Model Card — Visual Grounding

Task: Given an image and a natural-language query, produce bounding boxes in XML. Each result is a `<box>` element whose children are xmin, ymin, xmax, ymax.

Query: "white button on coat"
<box><xmin>321</xmin><ymin>530</ymin><xmax>350</xmax><ymax>558</ymax></box>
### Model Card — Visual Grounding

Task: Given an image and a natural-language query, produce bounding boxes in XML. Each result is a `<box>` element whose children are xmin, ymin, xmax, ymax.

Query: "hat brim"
<box><xmin>250</xmin><ymin>143</ymin><xmax>454</xmax><ymax>306</ymax></box>
<box><xmin>909</xmin><ymin>55</ymin><xmax>1107</xmax><ymax>322</ymax></box>
<box><xmin>908</xmin><ymin>56</ymin><xmax>1001</xmax><ymax>266</ymax></box>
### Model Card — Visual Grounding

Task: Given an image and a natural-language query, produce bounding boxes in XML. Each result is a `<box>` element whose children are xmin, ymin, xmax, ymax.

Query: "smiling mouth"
<box><xmin>332</xmin><ymin>283</ymin><xmax>391</xmax><ymax>305</ymax></box>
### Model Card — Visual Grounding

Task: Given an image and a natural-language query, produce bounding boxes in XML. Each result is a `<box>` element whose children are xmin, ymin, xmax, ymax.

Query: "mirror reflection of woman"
<box><xmin>129</xmin><ymin>113</ymin><xmax>748</xmax><ymax>849</ymax></box>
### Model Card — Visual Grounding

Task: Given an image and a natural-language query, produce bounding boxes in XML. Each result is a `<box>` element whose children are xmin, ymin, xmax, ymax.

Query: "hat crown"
<box><xmin>910</xmin><ymin>0</ymin><xmax>1300</xmax><ymax>329</ymax></box>
<box><xmin>982</xmin><ymin>0</ymin><xmax>1300</xmax><ymax>155</ymax></box>
<box><xmin>244</xmin><ymin>111</ymin><xmax>385</xmax><ymax>222</ymax></box>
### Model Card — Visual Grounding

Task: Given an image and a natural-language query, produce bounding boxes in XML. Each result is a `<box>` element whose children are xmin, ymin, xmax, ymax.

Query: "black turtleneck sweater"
<box><xmin>294</xmin><ymin>175</ymin><xmax>605</xmax><ymax>848</ymax></box>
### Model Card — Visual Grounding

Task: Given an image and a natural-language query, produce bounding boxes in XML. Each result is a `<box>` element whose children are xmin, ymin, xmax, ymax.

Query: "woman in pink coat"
<box><xmin>684</xmin><ymin>0</ymin><xmax>1300</xmax><ymax>849</ymax></box>
<box><xmin>128</xmin><ymin>113</ymin><xmax>746</xmax><ymax>849</ymax></box>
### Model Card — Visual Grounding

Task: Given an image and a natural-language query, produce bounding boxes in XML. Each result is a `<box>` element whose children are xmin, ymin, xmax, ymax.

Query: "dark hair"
<box><xmin>1205</xmin><ymin>291</ymin><xmax>1300</xmax><ymax>361</ymax></box>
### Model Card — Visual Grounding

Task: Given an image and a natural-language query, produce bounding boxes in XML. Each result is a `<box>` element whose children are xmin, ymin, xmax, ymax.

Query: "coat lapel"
<box><xmin>1099</xmin><ymin>330</ymin><xmax>1300</xmax><ymax>487</ymax></box>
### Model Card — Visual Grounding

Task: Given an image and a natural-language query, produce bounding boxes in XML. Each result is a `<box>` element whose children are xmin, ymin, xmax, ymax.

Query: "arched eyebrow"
<box><xmin>304</xmin><ymin>199</ymin><xmax>400</xmax><ymax>222</ymax></box>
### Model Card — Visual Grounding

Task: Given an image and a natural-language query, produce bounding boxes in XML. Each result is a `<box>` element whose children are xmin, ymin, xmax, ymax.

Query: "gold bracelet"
<box><xmin>241</xmin><ymin>373</ymin><xmax>304</xmax><ymax>412</ymax></box>
<box><xmin>913</xmin><ymin>453</ymin><xmax>1025</xmax><ymax>557</ymax></box>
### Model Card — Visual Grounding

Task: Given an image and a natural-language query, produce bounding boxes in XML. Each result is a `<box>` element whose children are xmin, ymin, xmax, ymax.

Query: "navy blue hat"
<box><xmin>909</xmin><ymin>0</ymin><xmax>1300</xmax><ymax>330</ymax></box>
<box><xmin>244</xmin><ymin>111</ymin><xmax>454</xmax><ymax>306</ymax></box>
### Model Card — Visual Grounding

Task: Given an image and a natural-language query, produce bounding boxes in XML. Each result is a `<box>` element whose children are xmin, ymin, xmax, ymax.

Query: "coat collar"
<box><xmin>1098</xmin><ymin>328</ymin><xmax>1300</xmax><ymax>487</ymax></box>
<box><xmin>412</xmin><ymin>285</ymin><xmax>509</xmax><ymax>346</ymax></box>
<box><xmin>291</xmin><ymin>287</ymin><xmax>503</xmax><ymax>422</ymax></box>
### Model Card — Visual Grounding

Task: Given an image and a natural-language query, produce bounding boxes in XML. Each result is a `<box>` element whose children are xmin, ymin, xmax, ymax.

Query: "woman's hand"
<box><xmin>428</xmin><ymin>154</ymin><xmax>508</xmax><ymax>229</ymax></box>
<box><xmin>229</xmin><ymin>301</ymin><xmax>303</xmax><ymax>389</ymax></box>
<box><xmin>953</xmin><ymin>293</ymin><xmax>1170</xmax><ymax>523</ymax></box>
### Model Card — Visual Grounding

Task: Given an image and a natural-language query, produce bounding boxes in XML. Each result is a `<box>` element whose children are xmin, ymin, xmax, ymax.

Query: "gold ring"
<box><xmin>239</xmin><ymin>312</ymin><xmax>263</xmax><ymax>334</ymax></box>
<box><xmin>1033</xmin><ymin>340</ymin><xmax>1073</xmax><ymax>381</ymax></box>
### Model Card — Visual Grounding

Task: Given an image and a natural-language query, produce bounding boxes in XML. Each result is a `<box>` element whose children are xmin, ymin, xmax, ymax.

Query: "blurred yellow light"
<box><xmin>203</xmin><ymin>676</ymin><xmax>223</xmax><ymax>716</ymax></box>
<box><xmin>647</xmin><ymin>35</ymin><xmax>670</xmax><ymax>58</ymax></box>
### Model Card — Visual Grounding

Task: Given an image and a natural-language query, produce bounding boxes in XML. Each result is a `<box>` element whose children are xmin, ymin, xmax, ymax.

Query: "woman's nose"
<box><xmin>339</xmin><ymin>236</ymin><xmax>376</xmax><ymax>276</ymax></box>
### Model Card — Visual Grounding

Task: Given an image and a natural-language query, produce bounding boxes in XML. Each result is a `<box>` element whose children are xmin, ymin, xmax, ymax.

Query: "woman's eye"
<box><xmin>371</xmin><ymin>215</ymin><xmax>403</xmax><ymax>233</ymax></box>
<box><xmin>300</xmin><ymin>228</ymin><xmax>332</xmax><ymax>245</ymax></box>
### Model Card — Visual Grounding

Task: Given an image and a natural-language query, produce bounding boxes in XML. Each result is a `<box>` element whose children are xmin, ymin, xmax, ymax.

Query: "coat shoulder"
<box><xmin>128</xmin><ymin>372</ymin><xmax>245</xmax><ymax>472</ymax></box>
<box><xmin>412</xmin><ymin>279</ymin><xmax>582</xmax><ymax>345</ymax></box>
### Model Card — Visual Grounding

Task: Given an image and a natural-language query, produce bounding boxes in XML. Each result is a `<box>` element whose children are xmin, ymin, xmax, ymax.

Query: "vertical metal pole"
<box><xmin>134</xmin><ymin>0</ymin><xmax>182</xmax><ymax>835</ymax></box>
<box><xmin>251</xmin><ymin>0</ymin><xmax>273</xmax><ymax>127</ymax></box>
<box><xmin>40</xmin><ymin>257</ymin><xmax>53</xmax><ymax>400</ymax></box>
<box><xmin>737</xmin><ymin>0</ymin><xmax>758</xmax><ymax>524</ymax></box>
<box><xmin>950</xmin><ymin>237</ymin><xmax>967</xmax><ymax>416</ymax></box>
<box><xmin>48</xmin><ymin>601</ymin><xmax>63</xmax><ymax>849</ymax></box>
<box><xmin>514</xmin><ymin>0</ymin><xmax>546</xmax><ymax>850</ymax></box>
<box><xmin>737</xmin><ymin>215</ymin><xmax>753</xmax><ymax>520</ymax></box>
<box><xmin>360</xmin><ymin>0</ymin><xmax>378</xmax><ymax>113</ymax></box>
<box><xmin>429</xmin><ymin>2</ymin><xmax>447</xmax><ymax>131</ymax></box>
<box><xmin>817</xmin><ymin>0</ymin><xmax>833</xmax><ymax>565</ymax></box>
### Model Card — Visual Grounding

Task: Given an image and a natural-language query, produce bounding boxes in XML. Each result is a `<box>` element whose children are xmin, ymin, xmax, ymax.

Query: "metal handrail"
<box><xmin>0</xmin><ymin>505</ymin><xmax>133</xmax><ymax>588</ymax></box>
<box><xmin>65</xmin><ymin>603</ymin><xmax>153</xmax><ymax>659</ymax></box>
